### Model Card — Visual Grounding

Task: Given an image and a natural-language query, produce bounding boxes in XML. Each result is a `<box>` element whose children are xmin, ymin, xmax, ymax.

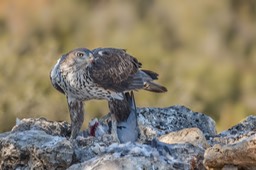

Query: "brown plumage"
<box><xmin>90</xmin><ymin>48</ymin><xmax>167</xmax><ymax>93</ymax></box>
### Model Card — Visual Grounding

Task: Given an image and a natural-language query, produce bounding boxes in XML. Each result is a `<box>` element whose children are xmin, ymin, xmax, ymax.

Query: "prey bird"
<box><xmin>88</xmin><ymin>91</ymin><xmax>138</xmax><ymax>143</ymax></box>
<box><xmin>50</xmin><ymin>48</ymin><xmax>167</xmax><ymax>139</ymax></box>
<box><xmin>109</xmin><ymin>91</ymin><xmax>139</xmax><ymax>143</ymax></box>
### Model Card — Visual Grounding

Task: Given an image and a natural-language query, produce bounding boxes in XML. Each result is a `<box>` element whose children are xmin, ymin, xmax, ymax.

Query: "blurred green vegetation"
<box><xmin>0</xmin><ymin>0</ymin><xmax>256</xmax><ymax>132</ymax></box>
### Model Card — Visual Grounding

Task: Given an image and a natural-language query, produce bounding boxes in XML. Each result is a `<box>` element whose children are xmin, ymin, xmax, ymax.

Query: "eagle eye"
<box><xmin>75</xmin><ymin>52</ymin><xmax>85</xmax><ymax>57</ymax></box>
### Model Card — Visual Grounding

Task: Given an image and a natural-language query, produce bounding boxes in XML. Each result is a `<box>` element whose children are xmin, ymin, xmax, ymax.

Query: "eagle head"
<box><xmin>60</xmin><ymin>48</ymin><xmax>94</xmax><ymax>70</ymax></box>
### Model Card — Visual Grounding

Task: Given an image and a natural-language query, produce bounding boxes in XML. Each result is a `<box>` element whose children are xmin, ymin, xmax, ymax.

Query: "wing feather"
<box><xmin>89</xmin><ymin>48</ymin><xmax>143</xmax><ymax>92</ymax></box>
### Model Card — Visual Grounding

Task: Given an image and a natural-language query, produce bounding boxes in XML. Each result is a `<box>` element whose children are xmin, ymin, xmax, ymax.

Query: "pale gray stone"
<box><xmin>12</xmin><ymin>117</ymin><xmax>71</xmax><ymax>137</ymax></box>
<box><xmin>138</xmin><ymin>105</ymin><xmax>217</xmax><ymax>142</ymax></box>
<box><xmin>0</xmin><ymin>130</ymin><xmax>73</xmax><ymax>170</ymax></box>
<box><xmin>204</xmin><ymin>115</ymin><xmax>256</xmax><ymax>169</ymax></box>
<box><xmin>158</xmin><ymin>127</ymin><xmax>210</xmax><ymax>149</ymax></box>
<box><xmin>69</xmin><ymin>142</ymin><xmax>201</xmax><ymax>170</ymax></box>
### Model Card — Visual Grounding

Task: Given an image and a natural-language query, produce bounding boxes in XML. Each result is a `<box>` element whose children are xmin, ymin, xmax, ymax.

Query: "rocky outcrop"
<box><xmin>204</xmin><ymin>116</ymin><xmax>256</xmax><ymax>169</ymax></box>
<box><xmin>158</xmin><ymin>127</ymin><xmax>210</xmax><ymax>149</ymax></box>
<box><xmin>0</xmin><ymin>120</ymin><xmax>73</xmax><ymax>169</ymax></box>
<box><xmin>0</xmin><ymin>105</ymin><xmax>255</xmax><ymax>169</ymax></box>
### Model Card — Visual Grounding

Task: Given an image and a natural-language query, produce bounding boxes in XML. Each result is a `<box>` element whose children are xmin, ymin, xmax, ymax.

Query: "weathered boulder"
<box><xmin>204</xmin><ymin>116</ymin><xmax>256</xmax><ymax>169</ymax></box>
<box><xmin>209</xmin><ymin>115</ymin><xmax>256</xmax><ymax>146</ymax></box>
<box><xmin>158</xmin><ymin>127</ymin><xmax>210</xmax><ymax>149</ymax></box>
<box><xmin>69</xmin><ymin>142</ymin><xmax>180</xmax><ymax>170</ymax></box>
<box><xmin>0</xmin><ymin>129</ymin><xmax>73</xmax><ymax>169</ymax></box>
<box><xmin>69</xmin><ymin>141</ymin><xmax>205</xmax><ymax>170</ymax></box>
<box><xmin>13</xmin><ymin>117</ymin><xmax>71</xmax><ymax>137</ymax></box>
<box><xmin>138</xmin><ymin>105</ymin><xmax>217</xmax><ymax>142</ymax></box>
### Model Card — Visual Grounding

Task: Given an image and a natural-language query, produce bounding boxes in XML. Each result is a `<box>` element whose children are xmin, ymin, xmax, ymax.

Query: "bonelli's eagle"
<box><xmin>50</xmin><ymin>48</ymin><xmax>167</xmax><ymax>139</ymax></box>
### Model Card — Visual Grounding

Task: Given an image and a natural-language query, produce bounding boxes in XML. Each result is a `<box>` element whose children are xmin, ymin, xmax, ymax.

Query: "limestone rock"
<box><xmin>151</xmin><ymin>139</ymin><xmax>206</xmax><ymax>169</ymax></box>
<box><xmin>204</xmin><ymin>115</ymin><xmax>256</xmax><ymax>169</ymax></box>
<box><xmin>210</xmin><ymin>115</ymin><xmax>256</xmax><ymax>146</ymax></box>
<box><xmin>138</xmin><ymin>105</ymin><xmax>217</xmax><ymax>142</ymax></box>
<box><xmin>69</xmin><ymin>142</ymin><xmax>205</xmax><ymax>170</ymax></box>
<box><xmin>73</xmin><ymin>134</ymin><xmax>116</xmax><ymax>163</ymax></box>
<box><xmin>158</xmin><ymin>127</ymin><xmax>210</xmax><ymax>149</ymax></box>
<box><xmin>0</xmin><ymin>130</ymin><xmax>73</xmax><ymax>169</ymax></box>
<box><xmin>12</xmin><ymin>117</ymin><xmax>71</xmax><ymax>137</ymax></box>
<box><xmin>204</xmin><ymin>134</ymin><xmax>256</xmax><ymax>169</ymax></box>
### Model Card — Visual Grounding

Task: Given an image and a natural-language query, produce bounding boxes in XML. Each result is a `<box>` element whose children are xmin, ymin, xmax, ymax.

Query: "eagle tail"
<box><xmin>144</xmin><ymin>81</ymin><xmax>167</xmax><ymax>93</ymax></box>
<box><xmin>141</xmin><ymin>69</ymin><xmax>159</xmax><ymax>80</ymax></box>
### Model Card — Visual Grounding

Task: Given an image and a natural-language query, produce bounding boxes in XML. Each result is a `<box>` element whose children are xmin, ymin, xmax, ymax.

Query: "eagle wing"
<box><xmin>89</xmin><ymin>48</ymin><xmax>143</xmax><ymax>92</ymax></box>
<box><xmin>50</xmin><ymin>62</ymin><xmax>65</xmax><ymax>94</ymax></box>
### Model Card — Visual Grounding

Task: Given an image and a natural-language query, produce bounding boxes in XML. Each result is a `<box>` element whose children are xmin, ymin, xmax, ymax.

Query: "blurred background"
<box><xmin>0</xmin><ymin>0</ymin><xmax>255</xmax><ymax>133</ymax></box>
